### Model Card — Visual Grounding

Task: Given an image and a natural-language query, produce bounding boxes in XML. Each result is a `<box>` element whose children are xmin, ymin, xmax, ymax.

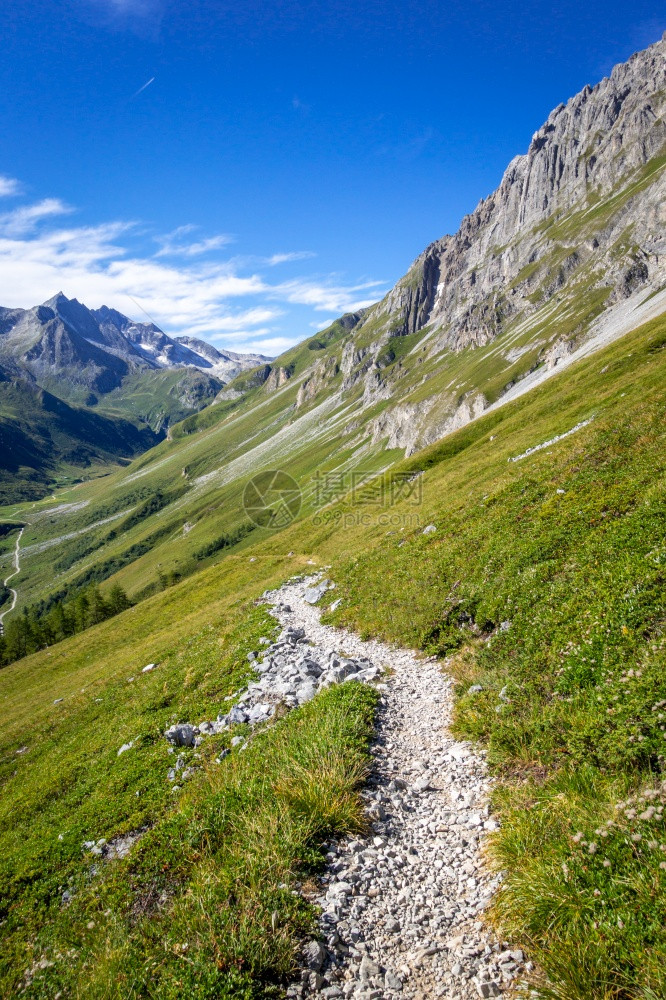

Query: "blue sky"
<box><xmin>0</xmin><ymin>0</ymin><xmax>663</xmax><ymax>355</ymax></box>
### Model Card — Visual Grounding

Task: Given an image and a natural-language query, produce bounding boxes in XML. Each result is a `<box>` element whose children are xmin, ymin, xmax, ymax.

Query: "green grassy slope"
<box><xmin>97</xmin><ymin>367</ymin><xmax>224</xmax><ymax>433</ymax></box>
<box><xmin>1</xmin><ymin>310</ymin><xmax>666</xmax><ymax>998</ymax></box>
<box><xmin>0</xmin><ymin>565</ymin><xmax>376</xmax><ymax>998</ymax></box>
<box><xmin>0</xmin><ymin>373</ymin><xmax>159</xmax><ymax>503</ymax></box>
<box><xmin>2</xmin><ymin>145</ymin><xmax>664</xmax><ymax>607</ymax></box>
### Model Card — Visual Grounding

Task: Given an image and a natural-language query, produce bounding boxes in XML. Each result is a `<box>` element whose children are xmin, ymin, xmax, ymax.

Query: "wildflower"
<box><xmin>631</xmin><ymin>833</ymin><xmax>642</xmax><ymax>842</ymax></box>
<box><xmin>603</xmin><ymin>860</ymin><xmax>611</xmax><ymax>868</ymax></box>
<box><xmin>588</xmin><ymin>842</ymin><xmax>598</xmax><ymax>854</ymax></box>
<box><xmin>572</xmin><ymin>831</ymin><xmax>584</xmax><ymax>843</ymax></box>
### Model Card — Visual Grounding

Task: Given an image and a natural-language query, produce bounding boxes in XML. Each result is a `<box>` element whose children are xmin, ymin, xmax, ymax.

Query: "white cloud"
<box><xmin>271</xmin><ymin>277</ymin><xmax>384</xmax><ymax>313</ymax></box>
<box><xmin>247</xmin><ymin>335</ymin><xmax>297</xmax><ymax>355</ymax></box>
<box><xmin>155</xmin><ymin>225</ymin><xmax>235</xmax><ymax>258</ymax></box>
<box><xmin>88</xmin><ymin>0</ymin><xmax>161</xmax><ymax>16</ymax></box>
<box><xmin>0</xmin><ymin>176</ymin><xmax>21</xmax><ymax>198</ymax></box>
<box><xmin>0</xmin><ymin>198</ymin><xmax>73</xmax><ymax>236</ymax></box>
<box><xmin>204</xmin><ymin>308</ymin><xmax>283</xmax><ymax>335</ymax></box>
<box><xmin>0</xmin><ymin>192</ymin><xmax>387</xmax><ymax>353</ymax></box>
<box><xmin>207</xmin><ymin>327</ymin><xmax>272</xmax><ymax>344</ymax></box>
<box><xmin>267</xmin><ymin>251</ymin><xmax>316</xmax><ymax>266</ymax></box>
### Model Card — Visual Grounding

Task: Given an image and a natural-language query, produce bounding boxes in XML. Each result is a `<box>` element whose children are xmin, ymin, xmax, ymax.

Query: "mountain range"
<box><xmin>1</xmin><ymin>32</ymin><xmax>666</xmax><ymax>1000</ymax></box>
<box><xmin>1</xmin><ymin>33</ymin><xmax>665</xmax><ymax>514</ymax></box>
<box><xmin>0</xmin><ymin>293</ymin><xmax>271</xmax><ymax>497</ymax></box>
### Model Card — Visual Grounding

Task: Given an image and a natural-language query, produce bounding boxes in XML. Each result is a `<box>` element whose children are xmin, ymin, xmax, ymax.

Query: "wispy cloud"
<box><xmin>248</xmin><ymin>335</ymin><xmax>297</xmax><ymax>355</ymax></box>
<box><xmin>87</xmin><ymin>0</ymin><xmax>162</xmax><ymax>18</ymax></box>
<box><xmin>0</xmin><ymin>189</ymin><xmax>386</xmax><ymax>353</ymax></box>
<box><xmin>375</xmin><ymin>126</ymin><xmax>437</xmax><ymax>162</ymax></box>
<box><xmin>0</xmin><ymin>175</ymin><xmax>21</xmax><ymax>198</ymax></box>
<box><xmin>155</xmin><ymin>225</ymin><xmax>235</xmax><ymax>258</ymax></box>
<box><xmin>83</xmin><ymin>0</ymin><xmax>165</xmax><ymax>39</ymax></box>
<box><xmin>266</xmin><ymin>251</ymin><xmax>316</xmax><ymax>266</ymax></box>
<box><xmin>205</xmin><ymin>308</ymin><xmax>283</xmax><ymax>332</ymax></box>
<box><xmin>271</xmin><ymin>277</ymin><xmax>383</xmax><ymax>313</ymax></box>
<box><xmin>0</xmin><ymin>198</ymin><xmax>73</xmax><ymax>236</ymax></box>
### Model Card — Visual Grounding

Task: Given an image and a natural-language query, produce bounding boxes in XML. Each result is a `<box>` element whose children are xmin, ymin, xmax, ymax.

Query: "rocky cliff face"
<box><xmin>368</xmin><ymin>33</ymin><xmax>665</xmax><ymax>352</ymax></box>
<box><xmin>315</xmin><ymin>33</ymin><xmax>666</xmax><ymax>454</ymax></box>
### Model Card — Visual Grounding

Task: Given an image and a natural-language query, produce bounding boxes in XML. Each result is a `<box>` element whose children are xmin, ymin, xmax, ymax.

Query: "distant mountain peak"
<box><xmin>0</xmin><ymin>295</ymin><xmax>275</xmax><ymax>431</ymax></box>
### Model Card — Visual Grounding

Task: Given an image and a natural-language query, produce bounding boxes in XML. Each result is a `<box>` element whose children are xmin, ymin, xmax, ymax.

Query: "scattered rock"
<box><xmin>475</xmin><ymin>980</ymin><xmax>501</xmax><ymax>997</ymax></box>
<box><xmin>164</xmin><ymin>724</ymin><xmax>196</xmax><ymax>747</ymax></box>
<box><xmin>303</xmin><ymin>940</ymin><xmax>326</xmax><ymax>971</ymax></box>
<box><xmin>360</xmin><ymin>954</ymin><xmax>381</xmax><ymax>981</ymax></box>
<box><xmin>162</xmin><ymin>582</ymin><xmax>384</xmax><ymax>771</ymax></box>
<box><xmin>303</xmin><ymin>580</ymin><xmax>330</xmax><ymax>604</ymax></box>
<box><xmin>385</xmin><ymin>970</ymin><xmax>403</xmax><ymax>991</ymax></box>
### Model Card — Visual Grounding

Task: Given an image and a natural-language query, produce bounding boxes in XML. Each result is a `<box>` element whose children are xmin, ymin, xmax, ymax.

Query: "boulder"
<box><xmin>303</xmin><ymin>939</ymin><xmax>326</xmax><ymax>971</ymax></box>
<box><xmin>227</xmin><ymin>706</ymin><xmax>249</xmax><ymax>725</ymax></box>
<box><xmin>303</xmin><ymin>581</ymin><xmax>330</xmax><ymax>604</ymax></box>
<box><xmin>164</xmin><ymin>723</ymin><xmax>195</xmax><ymax>747</ymax></box>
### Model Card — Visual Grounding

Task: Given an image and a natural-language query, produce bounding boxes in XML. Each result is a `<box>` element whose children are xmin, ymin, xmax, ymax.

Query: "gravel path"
<box><xmin>0</xmin><ymin>524</ymin><xmax>26</xmax><ymax>631</ymax></box>
<box><xmin>265</xmin><ymin>577</ymin><xmax>529</xmax><ymax>1000</ymax></box>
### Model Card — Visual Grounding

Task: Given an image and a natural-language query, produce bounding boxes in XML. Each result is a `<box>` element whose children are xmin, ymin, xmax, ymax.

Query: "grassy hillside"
<box><xmin>1</xmin><ymin>308</ymin><xmax>665</xmax><ymax>997</ymax></box>
<box><xmin>97</xmin><ymin>367</ymin><xmax>224</xmax><ymax>433</ymax></box>
<box><xmin>0</xmin><ymin>561</ymin><xmax>377</xmax><ymax>998</ymax></box>
<box><xmin>0</xmin><ymin>374</ymin><xmax>159</xmax><ymax>502</ymax></box>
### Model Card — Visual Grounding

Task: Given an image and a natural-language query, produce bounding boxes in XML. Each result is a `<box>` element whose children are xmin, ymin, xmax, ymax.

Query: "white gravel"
<box><xmin>266</xmin><ymin>576</ymin><xmax>529</xmax><ymax>1000</ymax></box>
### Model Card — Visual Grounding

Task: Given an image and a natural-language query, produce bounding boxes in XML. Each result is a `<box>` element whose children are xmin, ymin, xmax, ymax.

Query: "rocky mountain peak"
<box><xmin>281</xmin><ymin>34</ymin><xmax>666</xmax><ymax>460</ymax></box>
<box><xmin>362</xmin><ymin>32</ymin><xmax>665</xmax><ymax>357</ymax></box>
<box><xmin>0</xmin><ymin>294</ymin><xmax>276</xmax><ymax>429</ymax></box>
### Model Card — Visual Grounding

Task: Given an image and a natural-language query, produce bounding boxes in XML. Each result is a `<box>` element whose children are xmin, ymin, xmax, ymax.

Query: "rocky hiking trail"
<box><xmin>263</xmin><ymin>577</ymin><xmax>529</xmax><ymax>1000</ymax></box>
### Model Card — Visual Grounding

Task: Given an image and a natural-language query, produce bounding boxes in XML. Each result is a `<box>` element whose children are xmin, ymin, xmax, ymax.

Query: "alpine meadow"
<box><xmin>0</xmin><ymin>17</ymin><xmax>665</xmax><ymax>1000</ymax></box>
